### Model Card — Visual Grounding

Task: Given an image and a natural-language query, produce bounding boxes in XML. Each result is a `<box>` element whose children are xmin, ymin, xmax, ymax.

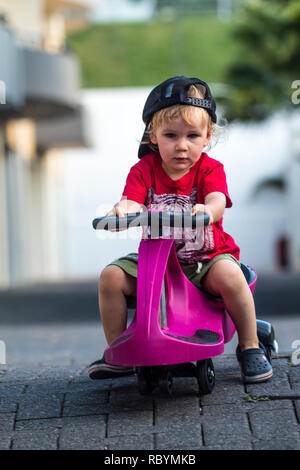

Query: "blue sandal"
<box><xmin>236</xmin><ymin>344</ymin><xmax>273</xmax><ymax>383</ymax></box>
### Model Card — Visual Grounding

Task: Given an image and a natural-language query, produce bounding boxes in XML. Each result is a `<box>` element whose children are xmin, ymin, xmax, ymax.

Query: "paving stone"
<box><xmin>62</xmin><ymin>382</ymin><xmax>108</xmax><ymax>417</ymax></box>
<box><xmin>59</xmin><ymin>433</ymin><xmax>105</xmax><ymax>450</ymax></box>
<box><xmin>0</xmin><ymin>384</ymin><xmax>26</xmax><ymax>412</ymax></box>
<box><xmin>167</xmin><ymin>377</ymin><xmax>199</xmax><ymax>395</ymax></box>
<box><xmin>64</xmin><ymin>388</ymin><xmax>108</xmax><ymax>407</ymax></box>
<box><xmin>212</xmin><ymin>354</ymin><xmax>241</xmax><ymax>376</ymax></box>
<box><xmin>154</xmin><ymin>395</ymin><xmax>200</xmax><ymax>429</ymax></box>
<box><xmin>294</xmin><ymin>399</ymin><xmax>300</xmax><ymax>422</ymax></box>
<box><xmin>15</xmin><ymin>417</ymin><xmax>64</xmax><ymax>431</ymax></box>
<box><xmin>110</xmin><ymin>375</ymin><xmax>138</xmax><ymax>389</ymax></box>
<box><xmin>107</xmin><ymin>410</ymin><xmax>153</xmax><ymax>437</ymax></box>
<box><xmin>70</xmin><ymin>369</ymin><xmax>103</xmax><ymax>384</ymax></box>
<box><xmin>0</xmin><ymin>366</ymin><xmax>44</xmax><ymax>384</ymax></box>
<box><xmin>269</xmin><ymin>357</ymin><xmax>290</xmax><ymax>373</ymax></box>
<box><xmin>1</xmin><ymin>356</ymin><xmax>298</xmax><ymax>451</ymax></box>
<box><xmin>63</xmin><ymin>404</ymin><xmax>107</xmax><ymax>417</ymax></box>
<box><xmin>155</xmin><ymin>423</ymin><xmax>202</xmax><ymax>450</ymax></box>
<box><xmin>204</xmin><ymin>442</ymin><xmax>252</xmax><ymax>450</ymax></box>
<box><xmin>104</xmin><ymin>434</ymin><xmax>154</xmax><ymax>450</ymax></box>
<box><xmin>200</xmin><ymin>374</ymin><xmax>245</xmax><ymax>406</ymax></box>
<box><xmin>67</xmin><ymin>378</ymin><xmax>111</xmax><ymax>393</ymax></box>
<box><xmin>0</xmin><ymin>432</ymin><xmax>12</xmax><ymax>450</ymax></box>
<box><xmin>11</xmin><ymin>430</ymin><xmax>59</xmax><ymax>450</ymax></box>
<box><xmin>249</xmin><ymin>408</ymin><xmax>299</xmax><ymax>438</ymax></box>
<box><xmin>37</xmin><ymin>364</ymin><xmax>86</xmax><ymax>382</ymax></box>
<box><xmin>17</xmin><ymin>394</ymin><xmax>63</xmax><ymax>420</ymax></box>
<box><xmin>25</xmin><ymin>381</ymin><xmax>68</xmax><ymax>396</ymax></box>
<box><xmin>0</xmin><ymin>413</ymin><xmax>15</xmax><ymax>432</ymax></box>
<box><xmin>253</xmin><ymin>436</ymin><xmax>300</xmax><ymax>450</ymax></box>
<box><xmin>204</xmin><ymin>398</ymin><xmax>293</xmax><ymax>414</ymax></box>
<box><xmin>59</xmin><ymin>415</ymin><xmax>106</xmax><ymax>450</ymax></box>
<box><xmin>288</xmin><ymin>365</ymin><xmax>300</xmax><ymax>393</ymax></box>
<box><xmin>109</xmin><ymin>388</ymin><xmax>153</xmax><ymax>412</ymax></box>
<box><xmin>201</xmin><ymin>411</ymin><xmax>251</xmax><ymax>446</ymax></box>
<box><xmin>246</xmin><ymin>375</ymin><xmax>292</xmax><ymax>397</ymax></box>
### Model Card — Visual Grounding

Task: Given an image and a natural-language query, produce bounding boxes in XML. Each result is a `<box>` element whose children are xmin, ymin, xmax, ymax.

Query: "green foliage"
<box><xmin>221</xmin><ymin>0</ymin><xmax>300</xmax><ymax>121</ymax></box>
<box><xmin>66</xmin><ymin>17</ymin><xmax>239</xmax><ymax>88</ymax></box>
<box><xmin>243</xmin><ymin>393</ymin><xmax>270</xmax><ymax>402</ymax></box>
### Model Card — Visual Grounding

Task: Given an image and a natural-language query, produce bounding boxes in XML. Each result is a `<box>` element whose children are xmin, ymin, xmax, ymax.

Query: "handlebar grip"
<box><xmin>92</xmin><ymin>212</ymin><xmax>142</xmax><ymax>230</ymax></box>
<box><xmin>92</xmin><ymin>211</ymin><xmax>210</xmax><ymax>230</ymax></box>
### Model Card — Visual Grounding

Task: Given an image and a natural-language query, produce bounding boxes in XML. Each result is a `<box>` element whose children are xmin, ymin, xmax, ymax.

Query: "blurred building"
<box><xmin>0</xmin><ymin>0</ymin><xmax>93</xmax><ymax>287</ymax></box>
<box><xmin>287</xmin><ymin>113</ymin><xmax>300</xmax><ymax>271</ymax></box>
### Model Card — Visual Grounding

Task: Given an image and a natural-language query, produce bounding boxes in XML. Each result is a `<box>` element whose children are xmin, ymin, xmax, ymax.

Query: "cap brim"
<box><xmin>138</xmin><ymin>127</ymin><xmax>152</xmax><ymax>159</ymax></box>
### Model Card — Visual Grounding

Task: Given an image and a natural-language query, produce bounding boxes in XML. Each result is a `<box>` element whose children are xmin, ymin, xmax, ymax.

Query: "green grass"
<box><xmin>67</xmin><ymin>16</ymin><xmax>239</xmax><ymax>88</ymax></box>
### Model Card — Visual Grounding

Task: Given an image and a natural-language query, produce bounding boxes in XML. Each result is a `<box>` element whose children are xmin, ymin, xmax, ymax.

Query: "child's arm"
<box><xmin>191</xmin><ymin>191</ymin><xmax>226</xmax><ymax>224</ymax></box>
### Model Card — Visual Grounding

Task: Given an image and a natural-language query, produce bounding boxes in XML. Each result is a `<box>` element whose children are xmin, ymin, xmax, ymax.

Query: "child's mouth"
<box><xmin>174</xmin><ymin>158</ymin><xmax>188</xmax><ymax>163</ymax></box>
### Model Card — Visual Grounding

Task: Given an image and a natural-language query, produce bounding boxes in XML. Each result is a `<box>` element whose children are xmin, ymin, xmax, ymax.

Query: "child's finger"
<box><xmin>116</xmin><ymin>206</ymin><xmax>125</xmax><ymax>217</ymax></box>
<box><xmin>191</xmin><ymin>204</ymin><xmax>204</xmax><ymax>216</ymax></box>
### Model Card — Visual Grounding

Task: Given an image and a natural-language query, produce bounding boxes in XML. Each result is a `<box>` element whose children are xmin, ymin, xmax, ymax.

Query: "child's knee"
<box><xmin>99</xmin><ymin>265</ymin><xmax>137</xmax><ymax>296</ymax></box>
<box><xmin>99</xmin><ymin>265</ymin><xmax>124</xmax><ymax>292</ymax></box>
<box><xmin>218</xmin><ymin>262</ymin><xmax>246</xmax><ymax>294</ymax></box>
<box><xmin>205</xmin><ymin>260</ymin><xmax>244</xmax><ymax>296</ymax></box>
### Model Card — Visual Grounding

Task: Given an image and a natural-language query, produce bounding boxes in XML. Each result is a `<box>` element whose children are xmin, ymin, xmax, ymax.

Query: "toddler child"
<box><xmin>88</xmin><ymin>76</ymin><xmax>273</xmax><ymax>384</ymax></box>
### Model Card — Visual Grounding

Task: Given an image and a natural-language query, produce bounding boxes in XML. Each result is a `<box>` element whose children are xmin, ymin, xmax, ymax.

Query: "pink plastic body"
<box><xmin>105</xmin><ymin>237</ymin><xmax>257</xmax><ymax>367</ymax></box>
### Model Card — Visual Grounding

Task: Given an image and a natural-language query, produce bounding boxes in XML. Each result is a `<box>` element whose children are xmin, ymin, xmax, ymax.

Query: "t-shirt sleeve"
<box><xmin>201</xmin><ymin>162</ymin><xmax>232</xmax><ymax>208</ymax></box>
<box><xmin>121</xmin><ymin>164</ymin><xmax>148</xmax><ymax>205</ymax></box>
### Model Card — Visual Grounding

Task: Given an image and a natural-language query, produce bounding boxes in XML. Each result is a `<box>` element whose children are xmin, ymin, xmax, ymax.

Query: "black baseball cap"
<box><xmin>138</xmin><ymin>76</ymin><xmax>216</xmax><ymax>159</ymax></box>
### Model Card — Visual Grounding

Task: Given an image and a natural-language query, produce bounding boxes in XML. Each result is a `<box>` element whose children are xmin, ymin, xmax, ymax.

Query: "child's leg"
<box><xmin>98</xmin><ymin>264</ymin><xmax>137</xmax><ymax>345</ymax></box>
<box><xmin>202</xmin><ymin>259</ymin><xmax>259</xmax><ymax>351</ymax></box>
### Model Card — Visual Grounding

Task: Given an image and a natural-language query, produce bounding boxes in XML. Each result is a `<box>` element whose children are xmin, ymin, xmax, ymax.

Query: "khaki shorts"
<box><xmin>108</xmin><ymin>252</ymin><xmax>240</xmax><ymax>299</ymax></box>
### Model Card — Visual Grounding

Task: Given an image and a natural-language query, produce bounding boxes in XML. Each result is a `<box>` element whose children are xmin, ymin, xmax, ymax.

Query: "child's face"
<box><xmin>150</xmin><ymin>116</ymin><xmax>211</xmax><ymax>179</ymax></box>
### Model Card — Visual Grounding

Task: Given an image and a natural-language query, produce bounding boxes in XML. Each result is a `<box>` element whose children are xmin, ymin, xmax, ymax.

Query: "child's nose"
<box><xmin>176</xmin><ymin>138</ymin><xmax>188</xmax><ymax>150</ymax></box>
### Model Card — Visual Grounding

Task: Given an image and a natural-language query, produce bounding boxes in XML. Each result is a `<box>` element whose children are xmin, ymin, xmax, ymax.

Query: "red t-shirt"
<box><xmin>122</xmin><ymin>152</ymin><xmax>240</xmax><ymax>264</ymax></box>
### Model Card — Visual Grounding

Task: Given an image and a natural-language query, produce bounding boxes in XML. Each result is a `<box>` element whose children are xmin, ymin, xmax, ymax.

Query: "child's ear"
<box><xmin>204</xmin><ymin>129</ymin><xmax>212</xmax><ymax>146</ymax></box>
<box><xmin>150</xmin><ymin>132</ymin><xmax>157</xmax><ymax>145</ymax></box>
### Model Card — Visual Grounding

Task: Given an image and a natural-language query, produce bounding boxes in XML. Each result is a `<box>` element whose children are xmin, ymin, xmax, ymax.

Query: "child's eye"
<box><xmin>188</xmin><ymin>133</ymin><xmax>200</xmax><ymax>139</ymax></box>
<box><xmin>165</xmin><ymin>133</ymin><xmax>176</xmax><ymax>138</ymax></box>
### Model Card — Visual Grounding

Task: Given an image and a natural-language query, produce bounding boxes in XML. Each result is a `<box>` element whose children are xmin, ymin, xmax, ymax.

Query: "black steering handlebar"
<box><xmin>92</xmin><ymin>211</ymin><xmax>210</xmax><ymax>231</ymax></box>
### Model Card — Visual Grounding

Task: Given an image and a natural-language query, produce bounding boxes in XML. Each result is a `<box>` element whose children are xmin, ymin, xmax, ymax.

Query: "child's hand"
<box><xmin>105</xmin><ymin>204</ymin><xmax>128</xmax><ymax>231</ymax></box>
<box><xmin>191</xmin><ymin>204</ymin><xmax>214</xmax><ymax>225</ymax></box>
<box><xmin>106</xmin><ymin>205</ymin><xmax>125</xmax><ymax>217</ymax></box>
<box><xmin>106</xmin><ymin>200</ymin><xmax>142</xmax><ymax>231</ymax></box>
<box><xmin>106</xmin><ymin>200</ymin><xmax>142</xmax><ymax>217</ymax></box>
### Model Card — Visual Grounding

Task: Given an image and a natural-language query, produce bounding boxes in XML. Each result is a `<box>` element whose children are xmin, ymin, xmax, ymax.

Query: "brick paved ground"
<box><xmin>0</xmin><ymin>354</ymin><xmax>300</xmax><ymax>450</ymax></box>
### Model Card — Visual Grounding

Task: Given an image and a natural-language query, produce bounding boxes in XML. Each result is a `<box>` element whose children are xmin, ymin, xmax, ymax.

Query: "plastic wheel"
<box><xmin>265</xmin><ymin>345</ymin><xmax>273</xmax><ymax>364</ymax></box>
<box><xmin>137</xmin><ymin>367</ymin><xmax>156</xmax><ymax>395</ymax></box>
<box><xmin>256</xmin><ymin>319</ymin><xmax>278</xmax><ymax>362</ymax></box>
<box><xmin>158</xmin><ymin>370</ymin><xmax>173</xmax><ymax>396</ymax></box>
<box><xmin>196</xmin><ymin>359</ymin><xmax>215</xmax><ymax>395</ymax></box>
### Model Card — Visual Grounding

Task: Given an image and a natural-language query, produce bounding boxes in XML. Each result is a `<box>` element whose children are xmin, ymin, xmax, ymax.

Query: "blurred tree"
<box><xmin>221</xmin><ymin>0</ymin><xmax>300</xmax><ymax>121</ymax></box>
